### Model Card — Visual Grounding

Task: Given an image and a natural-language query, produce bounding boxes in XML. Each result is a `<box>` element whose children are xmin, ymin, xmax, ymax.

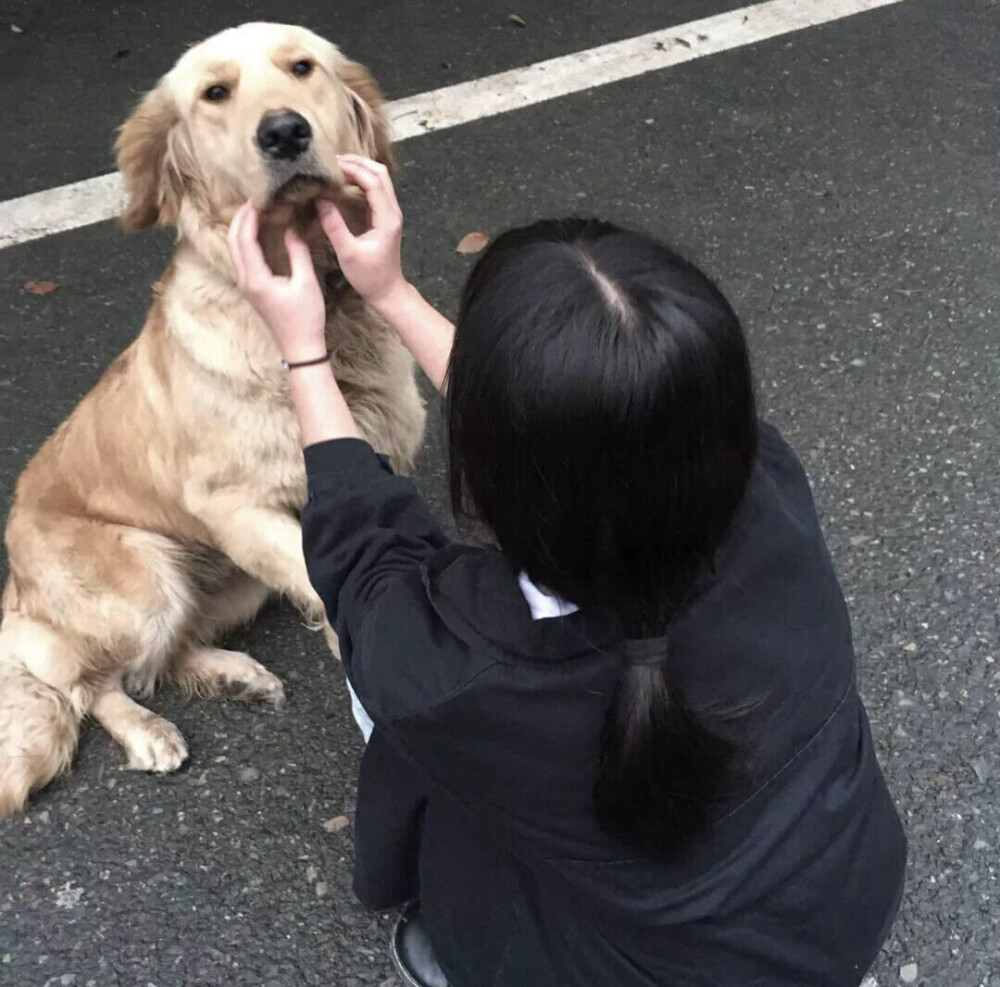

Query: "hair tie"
<box><xmin>622</xmin><ymin>635</ymin><xmax>670</xmax><ymax>667</ymax></box>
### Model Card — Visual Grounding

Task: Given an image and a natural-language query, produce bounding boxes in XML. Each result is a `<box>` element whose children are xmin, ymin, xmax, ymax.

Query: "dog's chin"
<box><xmin>260</xmin><ymin>172</ymin><xmax>369</xmax><ymax>236</ymax></box>
<box><xmin>270</xmin><ymin>174</ymin><xmax>332</xmax><ymax>208</ymax></box>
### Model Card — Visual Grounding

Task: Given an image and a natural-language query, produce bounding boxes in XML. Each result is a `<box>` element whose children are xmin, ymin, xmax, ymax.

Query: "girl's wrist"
<box><xmin>370</xmin><ymin>279</ymin><xmax>418</xmax><ymax>323</ymax></box>
<box><xmin>286</xmin><ymin>358</ymin><xmax>335</xmax><ymax>384</ymax></box>
<box><xmin>280</xmin><ymin>337</ymin><xmax>329</xmax><ymax>366</ymax></box>
<box><xmin>281</xmin><ymin>350</ymin><xmax>330</xmax><ymax>370</ymax></box>
<box><xmin>285</xmin><ymin>359</ymin><xmax>362</xmax><ymax>445</ymax></box>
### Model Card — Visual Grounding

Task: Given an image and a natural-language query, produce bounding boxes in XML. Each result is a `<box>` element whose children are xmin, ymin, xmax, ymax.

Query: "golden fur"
<box><xmin>0</xmin><ymin>23</ymin><xmax>425</xmax><ymax>818</ymax></box>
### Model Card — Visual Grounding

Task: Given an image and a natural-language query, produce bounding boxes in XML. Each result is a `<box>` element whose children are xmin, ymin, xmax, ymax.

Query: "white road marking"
<box><xmin>0</xmin><ymin>0</ymin><xmax>908</xmax><ymax>250</ymax></box>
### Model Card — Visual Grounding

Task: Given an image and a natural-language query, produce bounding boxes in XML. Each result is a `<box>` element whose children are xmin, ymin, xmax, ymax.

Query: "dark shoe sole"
<box><xmin>389</xmin><ymin>904</ymin><xmax>450</xmax><ymax>987</ymax></box>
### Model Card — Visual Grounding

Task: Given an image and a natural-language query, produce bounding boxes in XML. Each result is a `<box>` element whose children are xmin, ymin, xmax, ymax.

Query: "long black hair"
<box><xmin>446</xmin><ymin>218</ymin><xmax>759</xmax><ymax>856</ymax></box>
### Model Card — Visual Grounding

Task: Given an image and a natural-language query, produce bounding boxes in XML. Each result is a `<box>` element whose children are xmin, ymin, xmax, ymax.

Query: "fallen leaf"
<box><xmin>508</xmin><ymin>13</ymin><xmax>526</xmax><ymax>27</ymax></box>
<box><xmin>11</xmin><ymin>23</ymin><xmax>24</xmax><ymax>33</ymax></box>
<box><xmin>456</xmin><ymin>232</ymin><xmax>489</xmax><ymax>254</ymax></box>
<box><xmin>971</xmin><ymin>757</ymin><xmax>991</xmax><ymax>784</ymax></box>
<box><xmin>25</xmin><ymin>280</ymin><xmax>58</xmax><ymax>295</ymax></box>
<box><xmin>322</xmin><ymin>814</ymin><xmax>350</xmax><ymax>832</ymax></box>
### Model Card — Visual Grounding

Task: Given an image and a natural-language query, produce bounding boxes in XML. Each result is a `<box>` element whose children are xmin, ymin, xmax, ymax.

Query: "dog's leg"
<box><xmin>90</xmin><ymin>689</ymin><xmax>188</xmax><ymax>773</ymax></box>
<box><xmin>0</xmin><ymin>613</ymin><xmax>86</xmax><ymax>818</ymax></box>
<box><xmin>193</xmin><ymin>572</ymin><xmax>272</xmax><ymax>641</ymax></box>
<box><xmin>172</xmin><ymin>646</ymin><xmax>285</xmax><ymax>706</ymax></box>
<box><xmin>0</xmin><ymin>657</ymin><xmax>80</xmax><ymax>819</ymax></box>
<box><xmin>170</xmin><ymin>572</ymin><xmax>284</xmax><ymax>703</ymax></box>
<box><xmin>188</xmin><ymin>499</ymin><xmax>322</xmax><ymax>618</ymax></box>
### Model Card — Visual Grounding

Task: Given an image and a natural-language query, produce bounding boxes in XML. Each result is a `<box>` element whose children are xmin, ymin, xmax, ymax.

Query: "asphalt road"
<box><xmin>1</xmin><ymin>1</ymin><xmax>998</xmax><ymax>985</ymax></box>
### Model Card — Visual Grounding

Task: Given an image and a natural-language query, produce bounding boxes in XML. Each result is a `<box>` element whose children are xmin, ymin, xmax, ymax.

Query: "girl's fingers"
<box><xmin>235</xmin><ymin>204</ymin><xmax>273</xmax><ymax>286</ymax></box>
<box><xmin>227</xmin><ymin>202</ymin><xmax>252</xmax><ymax>285</ymax></box>
<box><xmin>338</xmin><ymin>156</ymin><xmax>399</xmax><ymax>210</ymax></box>
<box><xmin>338</xmin><ymin>155</ymin><xmax>399</xmax><ymax>209</ymax></box>
<box><xmin>317</xmin><ymin>200</ymin><xmax>355</xmax><ymax>257</ymax></box>
<box><xmin>337</xmin><ymin>153</ymin><xmax>383</xmax><ymax>172</ymax></box>
<box><xmin>337</xmin><ymin>158</ymin><xmax>400</xmax><ymax>231</ymax></box>
<box><xmin>285</xmin><ymin>228</ymin><xmax>316</xmax><ymax>286</ymax></box>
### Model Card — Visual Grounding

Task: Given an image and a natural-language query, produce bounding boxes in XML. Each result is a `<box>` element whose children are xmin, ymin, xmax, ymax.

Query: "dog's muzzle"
<box><xmin>256</xmin><ymin>110</ymin><xmax>312</xmax><ymax>162</ymax></box>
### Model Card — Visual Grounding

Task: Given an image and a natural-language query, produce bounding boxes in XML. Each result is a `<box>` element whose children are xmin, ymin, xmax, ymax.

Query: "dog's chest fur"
<box><xmin>151</xmin><ymin>248</ymin><xmax>419</xmax><ymax>512</ymax></box>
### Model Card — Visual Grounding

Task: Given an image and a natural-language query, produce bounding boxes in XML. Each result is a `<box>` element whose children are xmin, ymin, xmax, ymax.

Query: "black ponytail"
<box><xmin>448</xmin><ymin>218</ymin><xmax>758</xmax><ymax>856</ymax></box>
<box><xmin>595</xmin><ymin>660</ymin><xmax>744</xmax><ymax>856</ymax></box>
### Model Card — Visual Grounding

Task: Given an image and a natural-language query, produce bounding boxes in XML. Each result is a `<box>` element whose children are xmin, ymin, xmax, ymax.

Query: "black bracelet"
<box><xmin>281</xmin><ymin>351</ymin><xmax>331</xmax><ymax>371</ymax></box>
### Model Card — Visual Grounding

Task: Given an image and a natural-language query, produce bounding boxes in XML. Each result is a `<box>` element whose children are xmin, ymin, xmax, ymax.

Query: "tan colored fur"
<box><xmin>0</xmin><ymin>23</ymin><xmax>425</xmax><ymax>818</ymax></box>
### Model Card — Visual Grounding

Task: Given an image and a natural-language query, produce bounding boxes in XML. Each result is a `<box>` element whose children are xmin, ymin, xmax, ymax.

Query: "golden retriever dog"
<box><xmin>0</xmin><ymin>23</ymin><xmax>425</xmax><ymax>817</ymax></box>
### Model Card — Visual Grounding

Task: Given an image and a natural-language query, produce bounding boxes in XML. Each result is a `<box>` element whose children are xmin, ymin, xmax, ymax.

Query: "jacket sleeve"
<box><xmin>352</xmin><ymin>729</ymin><xmax>429</xmax><ymax>910</ymax></box>
<box><xmin>301</xmin><ymin>438</ymin><xmax>451</xmax><ymax>656</ymax></box>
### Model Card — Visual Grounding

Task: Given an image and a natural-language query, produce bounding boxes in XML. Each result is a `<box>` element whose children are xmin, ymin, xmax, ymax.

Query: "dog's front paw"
<box><xmin>224</xmin><ymin>656</ymin><xmax>285</xmax><ymax>708</ymax></box>
<box><xmin>123</xmin><ymin>714</ymin><xmax>189</xmax><ymax>773</ymax></box>
<box><xmin>321</xmin><ymin>621</ymin><xmax>341</xmax><ymax>660</ymax></box>
<box><xmin>296</xmin><ymin>590</ymin><xmax>327</xmax><ymax>630</ymax></box>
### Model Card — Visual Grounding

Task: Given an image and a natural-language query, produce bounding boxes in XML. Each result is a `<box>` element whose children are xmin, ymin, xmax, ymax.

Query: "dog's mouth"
<box><xmin>270</xmin><ymin>173</ymin><xmax>332</xmax><ymax>206</ymax></box>
<box><xmin>260</xmin><ymin>167</ymin><xmax>368</xmax><ymax>236</ymax></box>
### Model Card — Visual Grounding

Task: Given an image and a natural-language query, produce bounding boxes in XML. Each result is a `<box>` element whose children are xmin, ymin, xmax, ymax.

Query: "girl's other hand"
<box><xmin>319</xmin><ymin>155</ymin><xmax>410</xmax><ymax>313</ymax></box>
<box><xmin>227</xmin><ymin>201</ymin><xmax>327</xmax><ymax>365</ymax></box>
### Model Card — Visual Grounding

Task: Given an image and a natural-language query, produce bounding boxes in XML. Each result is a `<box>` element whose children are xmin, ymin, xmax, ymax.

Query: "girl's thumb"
<box><xmin>284</xmin><ymin>228</ymin><xmax>315</xmax><ymax>283</ymax></box>
<box><xmin>318</xmin><ymin>200</ymin><xmax>353</xmax><ymax>256</ymax></box>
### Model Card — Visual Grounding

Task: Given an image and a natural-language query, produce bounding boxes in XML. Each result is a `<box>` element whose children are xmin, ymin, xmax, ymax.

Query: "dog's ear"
<box><xmin>339</xmin><ymin>60</ymin><xmax>396</xmax><ymax>170</ymax></box>
<box><xmin>116</xmin><ymin>86</ymin><xmax>191</xmax><ymax>230</ymax></box>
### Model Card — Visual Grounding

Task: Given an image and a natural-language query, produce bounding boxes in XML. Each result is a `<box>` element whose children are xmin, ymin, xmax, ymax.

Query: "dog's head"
<box><xmin>116</xmin><ymin>23</ymin><xmax>392</xmax><ymax>232</ymax></box>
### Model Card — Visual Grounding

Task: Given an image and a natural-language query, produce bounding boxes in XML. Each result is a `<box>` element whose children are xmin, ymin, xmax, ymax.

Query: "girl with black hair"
<box><xmin>228</xmin><ymin>156</ymin><xmax>905</xmax><ymax>987</ymax></box>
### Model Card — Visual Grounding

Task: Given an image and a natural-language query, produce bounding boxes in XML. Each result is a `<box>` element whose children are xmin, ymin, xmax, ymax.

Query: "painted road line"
<box><xmin>0</xmin><ymin>0</ymin><xmax>909</xmax><ymax>250</ymax></box>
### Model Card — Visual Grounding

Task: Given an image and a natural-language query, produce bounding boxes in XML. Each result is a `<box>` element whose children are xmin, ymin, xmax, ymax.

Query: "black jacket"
<box><xmin>302</xmin><ymin>424</ymin><xmax>906</xmax><ymax>987</ymax></box>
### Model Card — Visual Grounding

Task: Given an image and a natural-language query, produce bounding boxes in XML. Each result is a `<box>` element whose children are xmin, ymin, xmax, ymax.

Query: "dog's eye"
<box><xmin>291</xmin><ymin>59</ymin><xmax>314</xmax><ymax>78</ymax></box>
<box><xmin>203</xmin><ymin>84</ymin><xmax>230</xmax><ymax>102</ymax></box>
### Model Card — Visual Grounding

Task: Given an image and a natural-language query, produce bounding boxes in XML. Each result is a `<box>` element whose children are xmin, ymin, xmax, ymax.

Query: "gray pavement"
<box><xmin>1</xmin><ymin>1</ymin><xmax>998</xmax><ymax>984</ymax></box>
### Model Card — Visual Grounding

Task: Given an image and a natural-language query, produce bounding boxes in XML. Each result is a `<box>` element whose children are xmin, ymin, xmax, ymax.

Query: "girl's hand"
<box><xmin>318</xmin><ymin>155</ymin><xmax>409</xmax><ymax>312</ymax></box>
<box><xmin>227</xmin><ymin>202</ymin><xmax>327</xmax><ymax>364</ymax></box>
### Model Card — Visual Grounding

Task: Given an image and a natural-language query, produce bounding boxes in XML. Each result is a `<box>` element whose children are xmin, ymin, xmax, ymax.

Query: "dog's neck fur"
<box><xmin>158</xmin><ymin>199</ymin><xmax>351</xmax><ymax>390</ymax></box>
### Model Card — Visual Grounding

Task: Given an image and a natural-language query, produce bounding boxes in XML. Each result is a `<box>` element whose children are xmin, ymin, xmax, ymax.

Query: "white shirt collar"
<box><xmin>517</xmin><ymin>572</ymin><xmax>579</xmax><ymax>621</ymax></box>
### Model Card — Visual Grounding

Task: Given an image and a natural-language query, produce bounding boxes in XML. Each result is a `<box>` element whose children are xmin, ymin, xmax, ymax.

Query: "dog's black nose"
<box><xmin>256</xmin><ymin>111</ymin><xmax>312</xmax><ymax>161</ymax></box>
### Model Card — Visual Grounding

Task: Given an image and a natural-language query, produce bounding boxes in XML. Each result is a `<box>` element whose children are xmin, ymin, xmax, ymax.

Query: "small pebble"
<box><xmin>900</xmin><ymin>963</ymin><xmax>918</xmax><ymax>983</ymax></box>
<box><xmin>315</xmin><ymin>881</ymin><xmax>329</xmax><ymax>898</ymax></box>
<box><xmin>322</xmin><ymin>815</ymin><xmax>351</xmax><ymax>833</ymax></box>
<box><xmin>238</xmin><ymin>766</ymin><xmax>260</xmax><ymax>783</ymax></box>
<box><xmin>970</xmin><ymin>758</ymin><xmax>991</xmax><ymax>784</ymax></box>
